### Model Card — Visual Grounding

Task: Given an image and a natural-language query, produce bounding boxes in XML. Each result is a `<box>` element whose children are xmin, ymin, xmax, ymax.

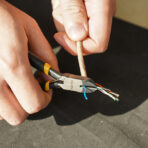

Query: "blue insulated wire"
<box><xmin>83</xmin><ymin>86</ymin><xmax>88</xmax><ymax>100</ymax></box>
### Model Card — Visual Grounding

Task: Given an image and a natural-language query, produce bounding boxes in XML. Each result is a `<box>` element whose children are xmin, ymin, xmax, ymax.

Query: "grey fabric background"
<box><xmin>0</xmin><ymin>0</ymin><xmax>148</xmax><ymax>148</ymax></box>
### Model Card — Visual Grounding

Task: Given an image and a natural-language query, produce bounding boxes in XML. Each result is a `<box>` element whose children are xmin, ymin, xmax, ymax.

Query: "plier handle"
<box><xmin>29</xmin><ymin>53</ymin><xmax>97</xmax><ymax>93</ymax></box>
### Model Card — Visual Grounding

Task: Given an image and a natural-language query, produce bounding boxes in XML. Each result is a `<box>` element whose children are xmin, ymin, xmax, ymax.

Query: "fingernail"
<box><xmin>67</xmin><ymin>23</ymin><xmax>87</xmax><ymax>41</ymax></box>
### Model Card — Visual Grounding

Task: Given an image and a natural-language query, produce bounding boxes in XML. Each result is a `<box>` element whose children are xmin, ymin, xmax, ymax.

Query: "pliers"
<box><xmin>29</xmin><ymin>53</ymin><xmax>119</xmax><ymax>101</ymax></box>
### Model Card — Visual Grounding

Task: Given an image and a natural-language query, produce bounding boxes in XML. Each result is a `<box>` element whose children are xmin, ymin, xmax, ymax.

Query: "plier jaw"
<box><xmin>54</xmin><ymin>74</ymin><xmax>97</xmax><ymax>93</ymax></box>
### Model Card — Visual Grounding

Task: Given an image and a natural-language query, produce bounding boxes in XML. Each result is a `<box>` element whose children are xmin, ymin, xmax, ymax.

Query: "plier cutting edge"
<box><xmin>29</xmin><ymin>53</ymin><xmax>119</xmax><ymax>101</ymax></box>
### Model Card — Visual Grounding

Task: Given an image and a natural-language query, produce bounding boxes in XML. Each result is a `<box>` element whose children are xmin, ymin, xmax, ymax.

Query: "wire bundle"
<box><xmin>96</xmin><ymin>83</ymin><xmax>119</xmax><ymax>102</ymax></box>
<box><xmin>83</xmin><ymin>83</ymin><xmax>119</xmax><ymax>102</ymax></box>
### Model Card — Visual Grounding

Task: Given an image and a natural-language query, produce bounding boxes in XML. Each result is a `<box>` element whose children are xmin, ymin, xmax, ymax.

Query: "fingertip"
<box><xmin>54</xmin><ymin>32</ymin><xmax>77</xmax><ymax>56</ymax></box>
<box><xmin>54</xmin><ymin>32</ymin><xmax>63</xmax><ymax>43</ymax></box>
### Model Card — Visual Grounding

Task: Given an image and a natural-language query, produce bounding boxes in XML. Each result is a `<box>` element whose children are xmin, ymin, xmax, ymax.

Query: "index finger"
<box><xmin>3</xmin><ymin>48</ymin><xmax>52</xmax><ymax>114</ymax></box>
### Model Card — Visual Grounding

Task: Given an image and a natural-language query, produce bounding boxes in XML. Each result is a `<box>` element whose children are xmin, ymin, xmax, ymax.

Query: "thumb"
<box><xmin>60</xmin><ymin>0</ymin><xmax>88</xmax><ymax>41</ymax></box>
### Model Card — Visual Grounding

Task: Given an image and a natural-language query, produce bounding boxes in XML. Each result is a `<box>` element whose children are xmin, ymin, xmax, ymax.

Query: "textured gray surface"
<box><xmin>0</xmin><ymin>101</ymin><xmax>148</xmax><ymax>148</ymax></box>
<box><xmin>0</xmin><ymin>0</ymin><xmax>148</xmax><ymax>148</ymax></box>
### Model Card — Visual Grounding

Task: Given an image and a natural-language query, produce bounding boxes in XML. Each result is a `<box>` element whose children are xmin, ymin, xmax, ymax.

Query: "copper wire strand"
<box><xmin>96</xmin><ymin>86</ymin><xmax>119</xmax><ymax>102</ymax></box>
<box><xmin>83</xmin><ymin>83</ymin><xmax>119</xmax><ymax>101</ymax></box>
<box><xmin>98</xmin><ymin>87</ymin><xmax>119</xmax><ymax>98</ymax></box>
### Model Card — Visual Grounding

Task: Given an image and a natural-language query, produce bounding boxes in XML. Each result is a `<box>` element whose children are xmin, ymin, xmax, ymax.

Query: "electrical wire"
<box><xmin>82</xmin><ymin>82</ymin><xmax>119</xmax><ymax>101</ymax></box>
<box><xmin>83</xmin><ymin>86</ymin><xmax>88</xmax><ymax>100</ymax></box>
<box><xmin>96</xmin><ymin>83</ymin><xmax>119</xmax><ymax>102</ymax></box>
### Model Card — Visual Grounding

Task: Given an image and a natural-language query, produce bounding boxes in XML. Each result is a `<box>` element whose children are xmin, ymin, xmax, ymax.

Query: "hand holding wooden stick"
<box><xmin>76</xmin><ymin>41</ymin><xmax>87</xmax><ymax>77</ymax></box>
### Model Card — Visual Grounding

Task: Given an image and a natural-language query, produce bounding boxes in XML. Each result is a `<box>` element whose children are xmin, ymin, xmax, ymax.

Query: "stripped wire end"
<box><xmin>96</xmin><ymin>83</ymin><xmax>119</xmax><ymax>102</ymax></box>
<box><xmin>115</xmin><ymin>98</ymin><xmax>119</xmax><ymax>102</ymax></box>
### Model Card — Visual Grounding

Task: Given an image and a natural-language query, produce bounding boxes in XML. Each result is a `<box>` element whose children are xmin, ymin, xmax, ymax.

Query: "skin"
<box><xmin>52</xmin><ymin>0</ymin><xmax>116</xmax><ymax>55</ymax></box>
<box><xmin>0</xmin><ymin>0</ymin><xmax>116</xmax><ymax>125</ymax></box>
<box><xmin>0</xmin><ymin>0</ymin><xmax>58</xmax><ymax>125</ymax></box>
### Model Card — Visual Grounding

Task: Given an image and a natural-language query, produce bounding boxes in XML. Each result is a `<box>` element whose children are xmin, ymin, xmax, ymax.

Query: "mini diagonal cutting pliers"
<box><xmin>29</xmin><ymin>53</ymin><xmax>97</xmax><ymax>93</ymax></box>
<box><xmin>28</xmin><ymin>52</ymin><xmax>119</xmax><ymax>101</ymax></box>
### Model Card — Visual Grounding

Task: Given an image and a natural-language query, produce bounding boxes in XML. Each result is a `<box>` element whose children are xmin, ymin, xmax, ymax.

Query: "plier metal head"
<box><xmin>52</xmin><ymin>73</ymin><xmax>97</xmax><ymax>93</ymax></box>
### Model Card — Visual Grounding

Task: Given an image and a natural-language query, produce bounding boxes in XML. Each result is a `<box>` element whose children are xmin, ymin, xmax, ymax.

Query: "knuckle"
<box><xmin>0</xmin><ymin>48</ymin><xmax>28</xmax><ymax>76</ymax></box>
<box><xmin>52</xmin><ymin>10</ymin><xmax>59</xmax><ymax>20</ymax></box>
<box><xmin>31</xmin><ymin>18</ymin><xmax>38</xmax><ymax>26</ymax></box>
<box><xmin>26</xmin><ymin>93</ymin><xmax>51</xmax><ymax>114</ymax></box>
<box><xmin>27</xmin><ymin>103</ymin><xmax>43</xmax><ymax>114</ymax></box>
<box><xmin>25</xmin><ymin>15</ymin><xmax>40</xmax><ymax>33</ymax></box>
<box><xmin>52</xmin><ymin>10</ymin><xmax>56</xmax><ymax>18</ymax></box>
<box><xmin>29</xmin><ymin>16</ymin><xmax>39</xmax><ymax>28</ymax></box>
<box><xmin>0</xmin><ymin>50</ymin><xmax>19</xmax><ymax>72</ymax></box>
<box><xmin>95</xmin><ymin>42</ymin><xmax>108</xmax><ymax>53</ymax></box>
<box><xmin>10</xmin><ymin>117</ymin><xmax>25</xmax><ymax>126</ymax></box>
<box><xmin>105</xmin><ymin>0</ymin><xmax>116</xmax><ymax>16</ymax></box>
<box><xmin>8</xmin><ymin>111</ymin><xmax>27</xmax><ymax>126</ymax></box>
<box><xmin>63</xmin><ymin>3</ymin><xmax>84</xmax><ymax>16</ymax></box>
<box><xmin>6</xmin><ymin>60</ymin><xmax>18</xmax><ymax>71</ymax></box>
<box><xmin>98</xmin><ymin>46</ymin><xmax>107</xmax><ymax>53</ymax></box>
<box><xmin>52</xmin><ymin>0</ymin><xmax>60</xmax><ymax>10</ymax></box>
<box><xmin>52</xmin><ymin>9</ymin><xmax>60</xmax><ymax>19</ymax></box>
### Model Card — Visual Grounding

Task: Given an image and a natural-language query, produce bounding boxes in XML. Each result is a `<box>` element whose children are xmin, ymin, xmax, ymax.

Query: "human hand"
<box><xmin>52</xmin><ymin>0</ymin><xmax>116</xmax><ymax>55</ymax></box>
<box><xmin>0</xmin><ymin>0</ymin><xmax>58</xmax><ymax>125</ymax></box>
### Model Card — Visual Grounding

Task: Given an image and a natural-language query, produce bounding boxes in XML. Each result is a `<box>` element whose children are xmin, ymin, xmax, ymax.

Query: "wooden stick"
<box><xmin>76</xmin><ymin>41</ymin><xmax>87</xmax><ymax>77</ymax></box>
